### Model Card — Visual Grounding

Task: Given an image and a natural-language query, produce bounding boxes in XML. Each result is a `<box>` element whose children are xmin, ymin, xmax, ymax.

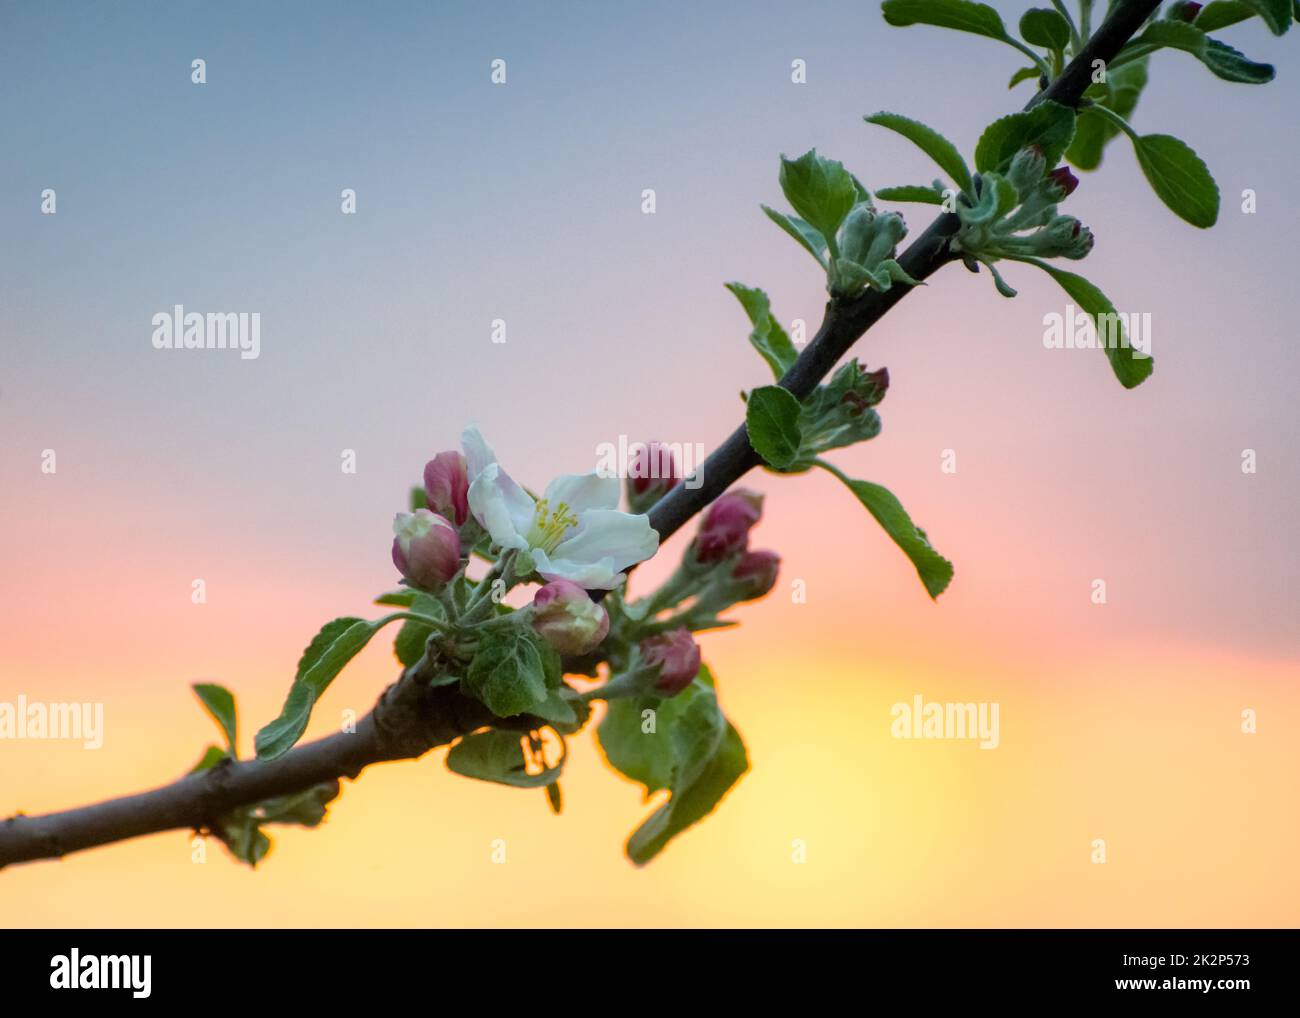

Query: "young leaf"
<box><xmin>875</xmin><ymin>185</ymin><xmax>946</xmax><ymax>204</ymax></box>
<box><xmin>1237</xmin><ymin>0</ymin><xmax>1292</xmax><ymax>34</ymax></box>
<box><xmin>881</xmin><ymin>0</ymin><xmax>1006</xmax><ymax>40</ymax></box>
<box><xmin>1202</xmin><ymin>38</ymin><xmax>1275</xmax><ymax>83</ymax></box>
<box><xmin>1008</xmin><ymin>66</ymin><xmax>1042</xmax><ymax>88</ymax></box>
<box><xmin>1133</xmin><ymin>134</ymin><xmax>1219</xmax><ymax>228</ymax></box>
<box><xmin>760</xmin><ymin>205</ymin><xmax>828</xmax><ymax>268</ymax></box>
<box><xmin>1194</xmin><ymin>0</ymin><xmax>1255</xmax><ymax>31</ymax></box>
<box><xmin>188</xmin><ymin>745</ymin><xmax>228</xmax><ymax>775</ymax></box>
<box><xmin>974</xmin><ymin>101</ymin><xmax>1075</xmax><ymax>173</ymax></box>
<box><xmin>725</xmin><ymin>283</ymin><xmax>800</xmax><ymax>380</ymax></box>
<box><xmin>817</xmin><ymin>462</ymin><xmax>954</xmax><ymax>598</ymax></box>
<box><xmin>1019</xmin><ymin>8</ymin><xmax>1071</xmax><ymax>51</ymax></box>
<box><xmin>777</xmin><ymin>150</ymin><xmax>858</xmax><ymax>247</ymax></box>
<box><xmin>1024</xmin><ymin>259</ymin><xmax>1155</xmax><ymax>388</ymax></box>
<box><xmin>463</xmin><ymin>627</ymin><xmax>549</xmax><ymax>718</ymax></box>
<box><xmin>446</xmin><ymin>729</ymin><xmax>563</xmax><ymax>788</ymax></box>
<box><xmin>193</xmin><ymin>683</ymin><xmax>237</xmax><ymax>755</ymax></box>
<box><xmin>605</xmin><ymin>674</ymin><xmax>748</xmax><ymax>866</ymax></box>
<box><xmin>255</xmin><ymin>616</ymin><xmax>390</xmax><ymax>760</ymax></box>
<box><xmin>864</xmin><ymin>112</ymin><xmax>972</xmax><ymax>191</ymax></box>
<box><xmin>1067</xmin><ymin>60</ymin><xmax>1149</xmax><ymax>171</ymax></box>
<box><xmin>1133</xmin><ymin>20</ymin><xmax>1274</xmax><ymax>83</ymax></box>
<box><xmin>627</xmin><ymin>721</ymin><xmax>748</xmax><ymax>866</ymax></box>
<box><xmin>745</xmin><ymin>385</ymin><xmax>803</xmax><ymax>470</ymax></box>
<box><xmin>598</xmin><ymin>697</ymin><xmax>675</xmax><ymax>794</ymax></box>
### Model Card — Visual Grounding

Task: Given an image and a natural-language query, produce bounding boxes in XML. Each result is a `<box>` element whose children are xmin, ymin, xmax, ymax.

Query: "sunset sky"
<box><xmin>2</xmin><ymin>1</ymin><xmax>1297</xmax><ymax>926</ymax></box>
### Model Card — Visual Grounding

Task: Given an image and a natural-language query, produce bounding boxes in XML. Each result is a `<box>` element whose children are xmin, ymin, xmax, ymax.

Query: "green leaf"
<box><xmin>409</xmin><ymin>486</ymin><xmax>428</xmax><ymax>511</ymax></box>
<box><xmin>1134</xmin><ymin>20</ymin><xmax>1274</xmax><ymax>83</ymax></box>
<box><xmin>598</xmin><ymin>696</ymin><xmax>676</xmax><ymax>795</ymax></box>
<box><xmin>463</xmin><ymin>628</ymin><xmax>549</xmax><ymax>717</ymax></box>
<box><xmin>725</xmin><ymin>283</ymin><xmax>799</xmax><ymax>380</ymax></box>
<box><xmin>1238</xmin><ymin>0</ymin><xmax>1292</xmax><ymax>33</ymax></box>
<box><xmin>1202</xmin><ymin>38</ymin><xmax>1274</xmax><ymax>82</ymax></box>
<box><xmin>188</xmin><ymin>745</ymin><xmax>227</xmax><ymax>775</ymax></box>
<box><xmin>818</xmin><ymin>464</ymin><xmax>954</xmax><ymax>598</ymax></box>
<box><xmin>881</xmin><ymin>0</ymin><xmax>1006</xmax><ymax>40</ymax></box>
<box><xmin>1194</xmin><ymin>1</ymin><xmax>1255</xmax><ymax>31</ymax></box>
<box><xmin>627</xmin><ymin>722</ymin><xmax>748</xmax><ymax>866</ymax></box>
<box><xmin>777</xmin><ymin>150</ymin><xmax>858</xmax><ymax>246</ymax></box>
<box><xmin>864</xmin><ymin>112</ymin><xmax>972</xmax><ymax>191</ymax></box>
<box><xmin>875</xmin><ymin>185</ymin><xmax>946</xmax><ymax>205</ymax></box>
<box><xmin>545</xmin><ymin>782</ymin><xmax>562</xmax><ymax>814</ymax></box>
<box><xmin>1133</xmin><ymin>134</ymin><xmax>1219</xmax><ymax>228</ymax></box>
<box><xmin>760</xmin><ymin>205</ymin><xmax>828</xmax><ymax>268</ymax></box>
<box><xmin>394</xmin><ymin>618</ymin><xmax>433</xmax><ymax>667</ymax></box>
<box><xmin>1067</xmin><ymin>60</ymin><xmax>1148</xmax><ymax>171</ymax></box>
<box><xmin>974</xmin><ymin>101</ymin><xmax>1075</xmax><ymax>174</ymax></box>
<box><xmin>253</xmin><ymin>782</ymin><xmax>338</xmax><ymax>827</ymax></box>
<box><xmin>392</xmin><ymin>591</ymin><xmax>443</xmax><ymax>666</ymax></box>
<box><xmin>745</xmin><ymin>385</ymin><xmax>803</xmax><ymax>470</ymax></box>
<box><xmin>1008</xmin><ymin>65</ymin><xmax>1042</xmax><ymax>88</ymax></box>
<box><xmin>255</xmin><ymin>616</ymin><xmax>390</xmax><ymax>760</ymax></box>
<box><xmin>529</xmin><ymin>687</ymin><xmax>578</xmax><ymax>726</ymax></box>
<box><xmin>374</xmin><ymin>589</ymin><xmax>419</xmax><ymax>607</ymax></box>
<box><xmin>193</xmin><ymin>683</ymin><xmax>237</xmax><ymax>755</ymax></box>
<box><xmin>446</xmin><ymin>729</ymin><xmax>562</xmax><ymax>788</ymax></box>
<box><xmin>1019</xmin><ymin>8</ymin><xmax>1071</xmax><ymax>50</ymax></box>
<box><xmin>1026</xmin><ymin>260</ymin><xmax>1154</xmax><ymax>388</ymax></box>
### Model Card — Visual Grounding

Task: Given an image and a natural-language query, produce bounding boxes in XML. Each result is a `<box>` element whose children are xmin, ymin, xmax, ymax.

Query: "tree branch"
<box><xmin>0</xmin><ymin>0</ymin><xmax>1161</xmax><ymax>871</ymax></box>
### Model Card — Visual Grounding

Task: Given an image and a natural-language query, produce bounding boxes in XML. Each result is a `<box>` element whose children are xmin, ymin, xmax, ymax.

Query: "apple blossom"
<box><xmin>461</xmin><ymin>425</ymin><xmax>659</xmax><ymax>589</ymax></box>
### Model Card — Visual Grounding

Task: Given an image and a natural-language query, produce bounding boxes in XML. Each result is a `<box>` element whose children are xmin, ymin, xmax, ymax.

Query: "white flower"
<box><xmin>462</xmin><ymin>425</ymin><xmax>659</xmax><ymax>589</ymax></box>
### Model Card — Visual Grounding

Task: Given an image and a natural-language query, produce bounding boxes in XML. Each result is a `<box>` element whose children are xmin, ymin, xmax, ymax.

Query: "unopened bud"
<box><xmin>692</xmin><ymin>488</ymin><xmax>764</xmax><ymax>564</ymax></box>
<box><xmin>393</xmin><ymin>509</ymin><xmax>461</xmax><ymax>590</ymax></box>
<box><xmin>423</xmin><ymin>451</ymin><xmax>470</xmax><ymax>526</ymax></box>
<box><xmin>639</xmin><ymin>627</ymin><xmax>701</xmax><ymax>696</ymax></box>
<box><xmin>531</xmin><ymin>579</ymin><xmax>609</xmax><ymax>655</ymax></box>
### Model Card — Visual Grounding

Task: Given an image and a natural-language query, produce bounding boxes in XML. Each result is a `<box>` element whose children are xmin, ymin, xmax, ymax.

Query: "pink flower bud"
<box><xmin>531</xmin><ymin>579</ymin><xmax>610</xmax><ymax>655</ymax></box>
<box><xmin>629</xmin><ymin>441</ymin><xmax>681</xmax><ymax>495</ymax></box>
<box><xmin>692</xmin><ymin>489</ymin><xmax>764</xmax><ymax>564</ymax></box>
<box><xmin>423</xmin><ymin>451</ymin><xmax>470</xmax><ymax>526</ymax></box>
<box><xmin>730</xmin><ymin>549</ymin><xmax>780</xmax><ymax>602</ymax></box>
<box><xmin>1048</xmin><ymin>166</ymin><xmax>1079</xmax><ymax>198</ymax></box>
<box><xmin>392</xmin><ymin>509</ymin><xmax>461</xmax><ymax>590</ymax></box>
<box><xmin>640</xmin><ymin>628</ymin><xmax>701</xmax><ymax>696</ymax></box>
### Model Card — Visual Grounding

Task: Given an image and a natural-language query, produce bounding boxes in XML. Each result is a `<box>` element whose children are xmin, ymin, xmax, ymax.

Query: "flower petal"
<box><xmin>552</xmin><ymin>509</ymin><xmax>659</xmax><ymax>573</ymax></box>
<box><xmin>543</xmin><ymin>472</ymin><xmax>621</xmax><ymax>514</ymax></box>
<box><xmin>531</xmin><ymin>548</ymin><xmax>622</xmax><ymax>590</ymax></box>
<box><xmin>468</xmin><ymin>463</ymin><xmax>533</xmax><ymax>551</ymax></box>
<box><xmin>460</xmin><ymin>424</ymin><xmax>499</xmax><ymax>480</ymax></box>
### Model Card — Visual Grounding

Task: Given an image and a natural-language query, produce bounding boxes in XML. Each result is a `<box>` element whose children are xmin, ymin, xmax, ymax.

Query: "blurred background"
<box><xmin>1</xmin><ymin>0</ymin><xmax>1297</xmax><ymax>926</ymax></box>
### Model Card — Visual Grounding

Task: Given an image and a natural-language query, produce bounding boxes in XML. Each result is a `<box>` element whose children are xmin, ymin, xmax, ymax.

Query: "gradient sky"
<box><xmin>2</xmin><ymin>1</ymin><xmax>1298</xmax><ymax>926</ymax></box>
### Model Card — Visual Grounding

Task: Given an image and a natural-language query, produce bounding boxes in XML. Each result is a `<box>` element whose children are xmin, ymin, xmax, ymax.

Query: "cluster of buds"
<box><xmin>792</xmin><ymin>359</ymin><xmax>889</xmax><ymax>463</ymax></box>
<box><xmin>830</xmin><ymin>201</ymin><xmax>919</xmax><ymax>298</ymax></box>
<box><xmin>952</xmin><ymin>145</ymin><xmax>1093</xmax><ymax>296</ymax></box>
<box><xmin>391</xmin><ymin>451</ymin><xmax>471</xmax><ymax>591</ymax></box>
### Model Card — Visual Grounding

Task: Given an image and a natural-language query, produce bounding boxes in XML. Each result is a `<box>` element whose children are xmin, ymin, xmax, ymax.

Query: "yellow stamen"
<box><xmin>528</xmin><ymin>499</ymin><xmax>579</xmax><ymax>554</ymax></box>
